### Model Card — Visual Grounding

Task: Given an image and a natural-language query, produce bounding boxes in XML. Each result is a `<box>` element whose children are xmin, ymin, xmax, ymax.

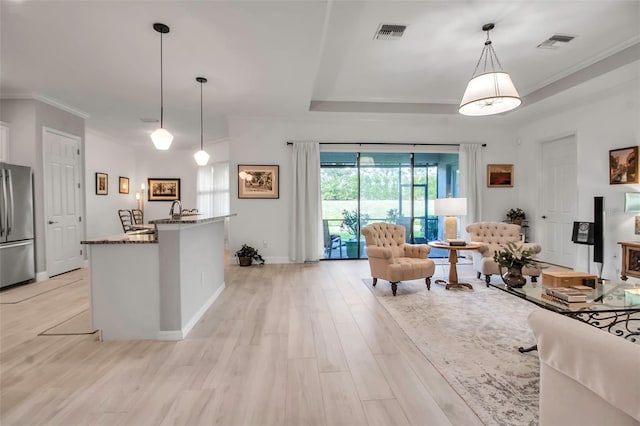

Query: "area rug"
<box><xmin>38</xmin><ymin>310</ymin><xmax>98</xmax><ymax>336</ymax></box>
<box><xmin>363</xmin><ymin>271</ymin><xmax>541</xmax><ymax>426</ymax></box>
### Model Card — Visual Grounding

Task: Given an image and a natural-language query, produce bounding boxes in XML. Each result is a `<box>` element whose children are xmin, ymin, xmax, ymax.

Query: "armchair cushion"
<box><xmin>361</xmin><ymin>223</ymin><xmax>435</xmax><ymax>296</ymax></box>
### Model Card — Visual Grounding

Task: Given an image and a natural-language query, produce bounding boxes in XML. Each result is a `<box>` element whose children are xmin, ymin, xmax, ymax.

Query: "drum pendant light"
<box><xmin>459</xmin><ymin>23</ymin><xmax>521</xmax><ymax>116</ymax></box>
<box><xmin>150</xmin><ymin>23</ymin><xmax>173</xmax><ymax>150</ymax></box>
<box><xmin>193</xmin><ymin>77</ymin><xmax>210</xmax><ymax>166</ymax></box>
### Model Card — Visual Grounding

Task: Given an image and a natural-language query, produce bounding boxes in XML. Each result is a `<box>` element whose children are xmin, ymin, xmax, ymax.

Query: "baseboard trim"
<box><xmin>156</xmin><ymin>282</ymin><xmax>226</xmax><ymax>341</ymax></box>
<box><xmin>36</xmin><ymin>271</ymin><xmax>49</xmax><ymax>282</ymax></box>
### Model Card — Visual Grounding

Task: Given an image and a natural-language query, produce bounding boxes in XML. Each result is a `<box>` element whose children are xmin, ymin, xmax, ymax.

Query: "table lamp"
<box><xmin>434</xmin><ymin>197</ymin><xmax>467</xmax><ymax>241</ymax></box>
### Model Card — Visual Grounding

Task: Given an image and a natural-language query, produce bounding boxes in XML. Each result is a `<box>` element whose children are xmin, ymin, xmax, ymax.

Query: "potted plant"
<box><xmin>341</xmin><ymin>209</ymin><xmax>369</xmax><ymax>258</ymax></box>
<box><xmin>506</xmin><ymin>208</ymin><xmax>526</xmax><ymax>225</ymax></box>
<box><xmin>235</xmin><ymin>244</ymin><xmax>265</xmax><ymax>266</ymax></box>
<box><xmin>493</xmin><ymin>241</ymin><xmax>538</xmax><ymax>288</ymax></box>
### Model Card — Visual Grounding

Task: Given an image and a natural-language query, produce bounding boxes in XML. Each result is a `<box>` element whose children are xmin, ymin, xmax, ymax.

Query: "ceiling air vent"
<box><xmin>537</xmin><ymin>34</ymin><xmax>576</xmax><ymax>49</ymax></box>
<box><xmin>140</xmin><ymin>118</ymin><xmax>159</xmax><ymax>123</ymax></box>
<box><xmin>374</xmin><ymin>24</ymin><xmax>407</xmax><ymax>40</ymax></box>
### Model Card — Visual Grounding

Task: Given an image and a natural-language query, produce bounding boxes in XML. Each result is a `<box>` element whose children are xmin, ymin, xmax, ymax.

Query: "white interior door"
<box><xmin>539</xmin><ymin>135</ymin><xmax>577</xmax><ymax>267</ymax></box>
<box><xmin>44</xmin><ymin>128</ymin><xmax>83</xmax><ymax>277</ymax></box>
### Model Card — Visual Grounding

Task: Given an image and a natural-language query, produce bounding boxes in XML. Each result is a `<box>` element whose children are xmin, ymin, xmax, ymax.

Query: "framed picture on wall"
<box><xmin>119</xmin><ymin>176</ymin><xmax>129</xmax><ymax>194</ymax></box>
<box><xmin>148</xmin><ymin>178</ymin><xmax>181</xmax><ymax>201</ymax></box>
<box><xmin>238</xmin><ymin>165</ymin><xmax>279</xmax><ymax>199</ymax></box>
<box><xmin>609</xmin><ymin>146</ymin><xmax>638</xmax><ymax>184</ymax></box>
<box><xmin>95</xmin><ymin>172</ymin><xmax>108</xmax><ymax>195</ymax></box>
<box><xmin>487</xmin><ymin>164</ymin><xmax>514</xmax><ymax>187</ymax></box>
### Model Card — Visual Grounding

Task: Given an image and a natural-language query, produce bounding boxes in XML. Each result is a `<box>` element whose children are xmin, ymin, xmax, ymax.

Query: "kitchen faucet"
<box><xmin>169</xmin><ymin>200</ymin><xmax>182</xmax><ymax>218</ymax></box>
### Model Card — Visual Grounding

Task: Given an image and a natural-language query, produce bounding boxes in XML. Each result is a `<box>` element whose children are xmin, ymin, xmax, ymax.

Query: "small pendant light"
<box><xmin>193</xmin><ymin>77</ymin><xmax>210</xmax><ymax>166</ymax></box>
<box><xmin>150</xmin><ymin>23</ymin><xmax>174</xmax><ymax>150</ymax></box>
<box><xmin>459</xmin><ymin>23</ymin><xmax>521</xmax><ymax>116</ymax></box>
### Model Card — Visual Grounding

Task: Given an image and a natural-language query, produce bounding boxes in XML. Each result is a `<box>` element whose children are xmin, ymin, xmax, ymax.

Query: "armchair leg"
<box><xmin>485</xmin><ymin>275</ymin><xmax>491</xmax><ymax>287</ymax></box>
<box><xmin>425</xmin><ymin>277</ymin><xmax>431</xmax><ymax>291</ymax></box>
<box><xmin>477</xmin><ymin>272</ymin><xmax>481</xmax><ymax>279</ymax></box>
<box><xmin>372</xmin><ymin>277</ymin><xmax>377</xmax><ymax>287</ymax></box>
<box><xmin>531</xmin><ymin>276</ymin><xmax>538</xmax><ymax>283</ymax></box>
<box><xmin>391</xmin><ymin>282</ymin><xmax>398</xmax><ymax>296</ymax></box>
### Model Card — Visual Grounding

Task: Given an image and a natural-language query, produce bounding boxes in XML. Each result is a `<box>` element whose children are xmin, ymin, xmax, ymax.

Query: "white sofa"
<box><xmin>528</xmin><ymin>310</ymin><xmax>640</xmax><ymax>426</ymax></box>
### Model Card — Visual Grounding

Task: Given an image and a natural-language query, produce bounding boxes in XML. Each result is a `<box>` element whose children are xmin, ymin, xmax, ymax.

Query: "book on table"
<box><xmin>545</xmin><ymin>287</ymin><xmax>588</xmax><ymax>302</ymax></box>
<box><xmin>541</xmin><ymin>294</ymin><xmax>593</xmax><ymax>309</ymax></box>
<box><xmin>444</xmin><ymin>239</ymin><xmax>467</xmax><ymax>246</ymax></box>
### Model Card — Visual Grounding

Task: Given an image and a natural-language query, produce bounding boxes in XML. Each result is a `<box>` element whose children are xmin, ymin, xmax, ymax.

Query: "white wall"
<box><xmin>84</xmin><ymin>133</ymin><xmax>221</xmax><ymax>237</ymax></box>
<box><xmin>227</xmin><ymin>115</ymin><xmax>519</xmax><ymax>262</ymax></box>
<box><xmin>517</xmin><ymin>78</ymin><xmax>640</xmax><ymax>282</ymax></box>
<box><xmin>85</xmin><ymin>130</ymin><xmax>137</xmax><ymax>238</ymax></box>
<box><xmin>133</xmin><ymin>146</ymin><xmax>200</xmax><ymax>222</ymax></box>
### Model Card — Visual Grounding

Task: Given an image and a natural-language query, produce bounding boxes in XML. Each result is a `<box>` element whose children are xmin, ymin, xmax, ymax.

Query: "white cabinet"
<box><xmin>0</xmin><ymin>122</ymin><xmax>8</xmax><ymax>162</ymax></box>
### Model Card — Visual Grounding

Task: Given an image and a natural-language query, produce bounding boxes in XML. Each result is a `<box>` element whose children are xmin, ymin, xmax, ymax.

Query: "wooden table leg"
<box><xmin>444</xmin><ymin>249</ymin><xmax>473</xmax><ymax>290</ymax></box>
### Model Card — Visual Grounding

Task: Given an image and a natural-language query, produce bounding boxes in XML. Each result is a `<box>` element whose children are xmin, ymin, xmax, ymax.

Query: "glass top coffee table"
<box><xmin>489</xmin><ymin>279</ymin><xmax>640</xmax><ymax>350</ymax></box>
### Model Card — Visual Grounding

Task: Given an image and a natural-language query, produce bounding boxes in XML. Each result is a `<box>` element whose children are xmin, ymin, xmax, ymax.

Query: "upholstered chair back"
<box><xmin>361</xmin><ymin>222</ymin><xmax>406</xmax><ymax>258</ymax></box>
<box><xmin>466</xmin><ymin>221</ymin><xmax>521</xmax><ymax>246</ymax></box>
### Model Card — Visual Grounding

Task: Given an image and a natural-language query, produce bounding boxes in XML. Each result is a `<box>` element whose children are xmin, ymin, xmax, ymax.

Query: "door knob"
<box><xmin>48</xmin><ymin>220</ymin><xmax>58</xmax><ymax>224</ymax></box>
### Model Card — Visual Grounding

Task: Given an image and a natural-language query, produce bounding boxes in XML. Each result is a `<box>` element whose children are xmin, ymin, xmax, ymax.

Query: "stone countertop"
<box><xmin>82</xmin><ymin>229</ymin><xmax>158</xmax><ymax>245</ymax></box>
<box><xmin>149</xmin><ymin>213</ymin><xmax>236</xmax><ymax>225</ymax></box>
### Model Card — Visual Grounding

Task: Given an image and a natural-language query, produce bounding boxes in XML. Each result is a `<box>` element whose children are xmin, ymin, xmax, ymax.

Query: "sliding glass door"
<box><xmin>320</xmin><ymin>150</ymin><xmax>459</xmax><ymax>259</ymax></box>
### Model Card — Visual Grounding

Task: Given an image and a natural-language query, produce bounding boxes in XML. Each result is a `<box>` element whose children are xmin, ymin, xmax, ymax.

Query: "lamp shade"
<box><xmin>151</xmin><ymin>127</ymin><xmax>173</xmax><ymax>150</ymax></box>
<box><xmin>459</xmin><ymin>72</ymin><xmax>521</xmax><ymax>116</ymax></box>
<box><xmin>434</xmin><ymin>197</ymin><xmax>467</xmax><ymax>216</ymax></box>
<box><xmin>624</xmin><ymin>193</ymin><xmax>640</xmax><ymax>212</ymax></box>
<box><xmin>194</xmin><ymin>149</ymin><xmax>210</xmax><ymax>166</ymax></box>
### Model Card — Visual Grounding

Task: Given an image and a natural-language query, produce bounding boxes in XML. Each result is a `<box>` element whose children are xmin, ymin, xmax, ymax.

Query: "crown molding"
<box><xmin>0</xmin><ymin>93</ymin><xmax>90</xmax><ymax>119</ymax></box>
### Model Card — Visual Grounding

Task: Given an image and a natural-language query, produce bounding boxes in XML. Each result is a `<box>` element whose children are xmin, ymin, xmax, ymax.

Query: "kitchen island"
<box><xmin>82</xmin><ymin>214</ymin><xmax>234</xmax><ymax>341</ymax></box>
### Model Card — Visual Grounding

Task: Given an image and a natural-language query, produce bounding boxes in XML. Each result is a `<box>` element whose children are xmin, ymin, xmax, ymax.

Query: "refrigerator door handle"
<box><xmin>7</xmin><ymin>169</ymin><xmax>13</xmax><ymax>236</ymax></box>
<box><xmin>0</xmin><ymin>169</ymin><xmax>6</xmax><ymax>237</ymax></box>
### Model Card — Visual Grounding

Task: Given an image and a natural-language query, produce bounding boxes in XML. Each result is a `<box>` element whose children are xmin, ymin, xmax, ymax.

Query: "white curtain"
<box><xmin>198</xmin><ymin>162</ymin><xmax>230</xmax><ymax>248</ymax></box>
<box><xmin>197</xmin><ymin>166</ymin><xmax>215</xmax><ymax>217</ymax></box>
<box><xmin>459</xmin><ymin>143</ymin><xmax>483</xmax><ymax>239</ymax></box>
<box><xmin>212</xmin><ymin>161</ymin><xmax>230</xmax><ymax>216</ymax></box>
<box><xmin>289</xmin><ymin>142</ymin><xmax>323</xmax><ymax>262</ymax></box>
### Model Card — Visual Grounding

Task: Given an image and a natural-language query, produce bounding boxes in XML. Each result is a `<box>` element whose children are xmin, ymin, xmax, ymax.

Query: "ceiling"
<box><xmin>2</xmin><ymin>0</ymin><xmax>639</xmax><ymax>149</ymax></box>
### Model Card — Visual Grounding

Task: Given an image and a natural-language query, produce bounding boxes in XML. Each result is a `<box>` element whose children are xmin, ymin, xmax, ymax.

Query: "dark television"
<box><xmin>571</xmin><ymin>222</ymin><xmax>595</xmax><ymax>245</ymax></box>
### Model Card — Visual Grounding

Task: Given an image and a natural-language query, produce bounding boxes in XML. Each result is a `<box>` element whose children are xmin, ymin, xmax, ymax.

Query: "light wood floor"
<box><xmin>0</xmin><ymin>261</ymin><xmax>485</xmax><ymax>426</ymax></box>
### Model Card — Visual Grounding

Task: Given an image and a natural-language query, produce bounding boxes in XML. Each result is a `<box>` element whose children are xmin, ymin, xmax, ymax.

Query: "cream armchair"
<box><xmin>465</xmin><ymin>222</ymin><xmax>542</xmax><ymax>285</ymax></box>
<box><xmin>361</xmin><ymin>223</ymin><xmax>435</xmax><ymax>296</ymax></box>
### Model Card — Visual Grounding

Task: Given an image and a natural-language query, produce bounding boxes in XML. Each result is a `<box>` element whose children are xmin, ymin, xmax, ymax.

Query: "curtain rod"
<box><xmin>286</xmin><ymin>141</ymin><xmax>486</xmax><ymax>147</ymax></box>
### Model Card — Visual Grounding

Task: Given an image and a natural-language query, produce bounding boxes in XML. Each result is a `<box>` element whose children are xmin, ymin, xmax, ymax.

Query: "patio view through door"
<box><xmin>321</xmin><ymin>151</ymin><xmax>460</xmax><ymax>259</ymax></box>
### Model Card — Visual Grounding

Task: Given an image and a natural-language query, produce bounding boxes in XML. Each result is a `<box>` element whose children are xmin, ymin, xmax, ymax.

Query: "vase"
<box><xmin>345</xmin><ymin>240</ymin><xmax>359</xmax><ymax>258</ymax></box>
<box><xmin>238</xmin><ymin>257</ymin><xmax>252</xmax><ymax>267</ymax></box>
<box><xmin>502</xmin><ymin>265</ymin><xmax>526</xmax><ymax>288</ymax></box>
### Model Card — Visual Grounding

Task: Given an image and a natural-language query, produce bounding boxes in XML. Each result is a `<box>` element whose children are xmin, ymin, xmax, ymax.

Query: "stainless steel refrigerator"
<box><xmin>0</xmin><ymin>163</ymin><xmax>35</xmax><ymax>289</ymax></box>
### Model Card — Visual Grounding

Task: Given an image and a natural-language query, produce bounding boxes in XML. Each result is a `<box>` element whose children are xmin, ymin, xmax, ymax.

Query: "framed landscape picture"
<box><xmin>148</xmin><ymin>178</ymin><xmax>181</xmax><ymax>201</ymax></box>
<box><xmin>609</xmin><ymin>146</ymin><xmax>638</xmax><ymax>184</ymax></box>
<box><xmin>95</xmin><ymin>172</ymin><xmax>108</xmax><ymax>195</ymax></box>
<box><xmin>487</xmin><ymin>164</ymin><xmax>514</xmax><ymax>187</ymax></box>
<box><xmin>119</xmin><ymin>176</ymin><xmax>129</xmax><ymax>194</ymax></box>
<box><xmin>238</xmin><ymin>165</ymin><xmax>279</xmax><ymax>199</ymax></box>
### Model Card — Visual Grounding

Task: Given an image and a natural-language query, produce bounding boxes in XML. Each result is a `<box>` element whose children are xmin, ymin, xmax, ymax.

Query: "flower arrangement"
<box><xmin>506</xmin><ymin>208</ymin><xmax>526</xmax><ymax>222</ymax></box>
<box><xmin>493</xmin><ymin>241</ymin><xmax>537</xmax><ymax>269</ymax></box>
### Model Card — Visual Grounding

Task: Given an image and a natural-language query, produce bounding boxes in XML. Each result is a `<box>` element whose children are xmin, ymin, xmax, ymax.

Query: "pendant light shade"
<box><xmin>459</xmin><ymin>23</ymin><xmax>521</xmax><ymax>116</ymax></box>
<box><xmin>193</xmin><ymin>77</ymin><xmax>210</xmax><ymax>166</ymax></box>
<box><xmin>150</xmin><ymin>128</ymin><xmax>173</xmax><ymax>150</ymax></box>
<box><xmin>151</xmin><ymin>23</ymin><xmax>173</xmax><ymax>150</ymax></box>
